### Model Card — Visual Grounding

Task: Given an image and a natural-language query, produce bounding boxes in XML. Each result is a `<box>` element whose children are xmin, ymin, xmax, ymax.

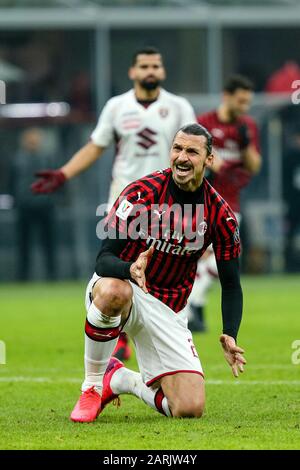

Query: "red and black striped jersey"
<box><xmin>198</xmin><ymin>110</ymin><xmax>260</xmax><ymax>213</ymax></box>
<box><xmin>104</xmin><ymin>168</ymin><xmax>240</xmax><ymax>313</ymax></box>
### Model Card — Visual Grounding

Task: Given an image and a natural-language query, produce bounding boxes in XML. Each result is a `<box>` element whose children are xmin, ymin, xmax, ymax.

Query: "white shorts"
<box><xmin>85</xmin><ymin>273</ymin><xmax>204</xmax><ymax>387</ymax></box>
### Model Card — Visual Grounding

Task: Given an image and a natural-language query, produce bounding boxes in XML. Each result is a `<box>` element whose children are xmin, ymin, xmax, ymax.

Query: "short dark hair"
<box><xmin>175</xmin><ymin>123</ymin><xmax>213</xmax><ymax>155</ymax></box>
<box><xmin>224</xmin><ymin>74</ymin><xmax>254</xmax><ymax>94</ymax></box>
<box><xmin>132</xmin><ymin>46</ymin><xmax>162</xmax><ymax>66</ymax></box>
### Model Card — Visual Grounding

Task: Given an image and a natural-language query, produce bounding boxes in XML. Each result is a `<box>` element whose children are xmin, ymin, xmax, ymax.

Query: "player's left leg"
<box><xmin>101</xmin><ymin>359</ymin><xmax>204</xmax><ymax>418</ymax></box>
<box><xmin>101</xmin><ymin>281</ymin><xmax>204</xmax><ymax>418</ymax></box>
<box><xmin>101</xmin><ymin>357</ymin><xmax>172</xmax><ymax>417</ymax></box>
<box><xmin>161</xmin><ymin>372</ymin><xmax>205</xmax><ymax>418</ymax></box>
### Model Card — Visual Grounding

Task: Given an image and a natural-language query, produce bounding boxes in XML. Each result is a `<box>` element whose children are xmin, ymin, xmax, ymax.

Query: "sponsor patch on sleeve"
<box><xmin>234</xmin><ymin>227</ymin><xmax>240</xmax><ymax>244</ymax></box>
<box><xmin>116</xmin><ymin>199</ymin><xmax>134</xmax><ymax>220</ymax></box>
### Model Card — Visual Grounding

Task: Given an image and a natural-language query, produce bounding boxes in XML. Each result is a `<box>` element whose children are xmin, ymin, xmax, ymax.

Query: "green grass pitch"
<box><xmin>0</xmin><ymin>276</ymin><xmax>299</xmax><ymax>450</ymax></box>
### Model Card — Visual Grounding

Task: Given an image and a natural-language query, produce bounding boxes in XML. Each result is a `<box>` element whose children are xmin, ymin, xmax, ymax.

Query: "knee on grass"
<box><xmin>170</xmin><ymin>397</ymin><xmax>205</xmax><ymax>418</ymax></box>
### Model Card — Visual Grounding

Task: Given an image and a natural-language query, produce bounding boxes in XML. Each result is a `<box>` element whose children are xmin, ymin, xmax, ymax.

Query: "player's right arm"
<box><xmin>31</xmin><ymin>141</ymin><xmax>104</xmax><ymax>194</ymax></box>
<box><xmin>95</xmin><ymin>181</ymin><xmax>153</xmax><ymax>293</ymax></box>
<box><xmin>97</xmin><ymin>240</ymin><xmax>153</xmax><ymax>294</ymax></box>
<box><xmin>60</xmin><ymin>141</ymin><xmax>104</xmax><ymax>180</ymax></box>
<box><xmin>31</xmin><ymin>98</ymin><xmax>117</xmax><ymax>194</ymax></box>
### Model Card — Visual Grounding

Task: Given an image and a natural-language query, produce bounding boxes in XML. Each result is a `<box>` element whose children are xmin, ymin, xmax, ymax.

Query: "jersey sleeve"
<box><xmin>197</xmin><ymin>113</ymin><xmax>212</xmax><ymax>130</ymax></box>
<box><xmin>248</xmin><ymin>118</ymin><xmax>261</xmax><ymax>153</ymax></box>
<box><xmin>95</xmin><ymin>237</ymin><xmax>133</xmax><ymax>279</ymax></box>
<box><xmin>90</xmin><ymin>98</ymin><xmax>116</xmax><ymax>148</ymax></box>
<box><xmin>212</xmin><ymin>205</ymin><xmax>241</xmax><ymax>261</ymax></box>
<box><xmin>105</xmin><ymin>182</ymin><xmax>149</xmax><ymax>240</ymax></box>
<box><xmin>178</xmin><ymin>98</ymin><xmax>197</xmax><ymax>126</ymax></box>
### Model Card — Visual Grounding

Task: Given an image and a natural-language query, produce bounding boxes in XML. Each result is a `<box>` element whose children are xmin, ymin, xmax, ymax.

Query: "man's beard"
<box><xmin>140</xmin><ymin>79</ymin><xmax>161</xmax><ymax>91</ymax></box>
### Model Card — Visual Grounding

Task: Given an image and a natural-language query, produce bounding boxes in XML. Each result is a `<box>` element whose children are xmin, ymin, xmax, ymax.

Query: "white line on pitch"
<box><xmin>5</xmin><ymin>364</ymin><xmax>297</xmax><ymax>373</ymax></box>
<box><xmin>0</xmin><ymin>377</ymin><xmax>80</xmax><ymax>383</ymax></box>
<box><xmin>206</xmin><ymin>380</ymin><xmax>300</xmax><ymax>385</ymax></box>
<box><xmin>0</xmin><ymin>377</ymin><xmax>300</xmax><ymax>386</ymax></box>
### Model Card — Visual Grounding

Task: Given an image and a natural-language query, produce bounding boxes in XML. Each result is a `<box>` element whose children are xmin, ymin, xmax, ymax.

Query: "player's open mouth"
<box><xmin>175</xmin><ymin>165</ymin><xmax>193</xmax><ymax>176</ymax></box>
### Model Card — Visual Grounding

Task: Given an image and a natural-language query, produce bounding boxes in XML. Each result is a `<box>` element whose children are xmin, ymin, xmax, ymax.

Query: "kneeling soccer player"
<box><xmin>70</xmin><ymin>123</ymin><xmax>246</xmax><ymax>421</ymax></box>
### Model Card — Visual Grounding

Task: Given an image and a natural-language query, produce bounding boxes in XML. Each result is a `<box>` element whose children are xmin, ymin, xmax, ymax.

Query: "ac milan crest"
<box><xmin>197</xmin><ymin>221</ymin><xmax>208</xmax><ymax>236</ymax></box>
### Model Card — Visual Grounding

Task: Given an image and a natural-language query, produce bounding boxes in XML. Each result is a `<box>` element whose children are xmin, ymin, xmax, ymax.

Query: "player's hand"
<box><xmin>238</xmin><ymin>123</ymin><xmax>251</xmax><ymax>149</ymax></box>
<box><xmin>220</xmin><ymin>334</ymin><xmax>246</xmax><ymax>377</ymax></box>
<box><xmin>31</xmin><ymin>169</ymin><xmax>66</xmax><ymax>194</ymax></box>
<box><xmin>211</xmin><ymin>153</ymin><xmax>226</xmax><ymax>173</ymax></box>
<box><xmin>130</xmin><ymin>246</ymin><xmax>154</xmax><ymax>294</ymax></box>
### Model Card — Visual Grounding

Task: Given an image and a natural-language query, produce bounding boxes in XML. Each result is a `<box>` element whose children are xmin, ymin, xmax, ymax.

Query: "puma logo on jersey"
<box><xmin>153</xmin><ymin>209</ymin><xmax>166</xmax><ymax>220</ymax></box>
<box><xmin>197</xmin><ymin>221</ymin><xmax>208</xmax><ymax>236</ymax></box>
<box><xmin>93</xmin><ymin>332</ymin><xmax>113</xmax><ymax>338</ymax></box>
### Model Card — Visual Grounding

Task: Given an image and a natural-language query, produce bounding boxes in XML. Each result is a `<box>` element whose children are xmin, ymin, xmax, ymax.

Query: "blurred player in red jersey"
<box><xmin>70</xmin><ymin>124</ymin><xmax>246</xmax><ymax>423</ymax></box>
<box><xmin>31</xmin><ymin>46</ymin><xmax>196</xmax><ymax>360</ymax></box>
<box><xmin>188</xmin><ymin>75</ymin><xmax>261</xmax><ymax>332</ymax></box>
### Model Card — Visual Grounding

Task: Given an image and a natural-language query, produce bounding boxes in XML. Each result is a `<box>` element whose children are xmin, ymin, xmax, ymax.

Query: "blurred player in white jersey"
<box><xmin>188</xmin><ymin>75</ymin><xmax>261</xmax><ymax>332</ymax></box>
<box><xmin>31</xmin><ymin>46</ymin><xmax>196</xmax><ymax>358</ymax></box>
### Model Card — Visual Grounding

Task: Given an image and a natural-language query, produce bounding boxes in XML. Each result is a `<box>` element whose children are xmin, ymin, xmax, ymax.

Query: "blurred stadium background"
<box><xmin>0</xmin><ymin>0</ymin><xmax>300</xmax><ymax>282</ymax></box>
